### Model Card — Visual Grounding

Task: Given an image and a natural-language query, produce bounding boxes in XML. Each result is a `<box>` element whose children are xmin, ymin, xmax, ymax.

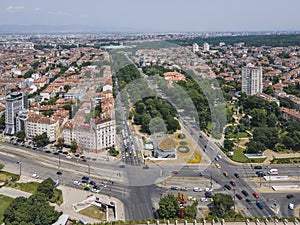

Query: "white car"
<box><xmin>73</xmin><ymin>180</ymin><xmax>81</xmax><ymax>186</ymax></box>
<box><xmin>91</xmin><ymin>188</ymin><xmax>100</xmax><ymax>193</ymax></box>
<box><xmin>32</xmin><ymin>174</ymin><xmax>39</xmax><ymax>179</ymax></box>
<box><xmin>65</xmin><ymin>155</ymin><xmax>72</xmax><ymax>159</ymax></box>
<box><xmin>217</xmin><ymin>154</ymin><xmax>222</xmax><ymax>159</ymax></box>
<box><xmin>200</xmin><ymin>197</ymin><xmax>208</xmax><ymax>202</ymax></box>
<box><xmin>193</xmin><ymin>187</ymin><xmax>202</xmax><ymax>192</ymax></box>
<box><xmin>289</xmin><ymin>203</ymin><xmax>294</xmax><ymax>210</ymax></box>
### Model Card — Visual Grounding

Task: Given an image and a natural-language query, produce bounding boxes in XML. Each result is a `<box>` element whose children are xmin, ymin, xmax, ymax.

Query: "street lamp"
<box><xmin>233</xmin><ymin>188</ymin><xmax>236</xmax><ymax>211</ymax></box>
<box><xmin>16</xmin><ymin>160</ymin><xmax>22</xmax><ymax>176</ymax></box>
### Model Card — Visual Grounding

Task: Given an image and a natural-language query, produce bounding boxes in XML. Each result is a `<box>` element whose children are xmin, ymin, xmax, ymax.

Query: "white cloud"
<box><xmin>48</xmin><ymin>11</ymin><xmax>72</xmax><ymax>17</ymax></box>
<box><xmin>6</xmin><ymin>5</ymin><xmax>25</xmax><ymax>13</ymax></box>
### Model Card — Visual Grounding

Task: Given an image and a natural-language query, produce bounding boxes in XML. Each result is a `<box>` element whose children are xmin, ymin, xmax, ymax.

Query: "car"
<box><xmin>205</xmin><ymin>191</ymin><xmax>213</xmax><ymax>198</ymax></box>
<box><xmin>256</xmin><ymin>201</ymin><xmax>264</xmax><ymax>209</ymax></box>
<box><xmin>214</xmin><ymin>157</ymin><xmax>219</xmax><ymax>161</ymax></box>
<box><xmin>236</xmin><ymin>194</ymin><xmax>243</xmax><ymax>200</ymax></box>
<box><xmin>224</xmin><ymin>184</ymin><xmax>232</xmax><ymax>190</ymax></box>
<box><xmin>99</xmin><ymin>182</ymin><xmax>107</xmax><ymax>188</ymax></box>
<box><xmin>230</xmin><ymin>180</ymin><xmax>236</xmax><ymax>186</ymax></box>
<box><xmin>82</xmin><ymin>158</ymin><xmax>87</xmax><ymax>162</ymax></box>
<box><xmin>215</xmin><ymin>163</ymin><xmax>221</xmax><ymax>169</ymax></box>
<box><xmin>180</xmin><ymin>187</ymin><xmax>188</xmax><ymax>191</ymax></box>
<box><xmin>171</xmin><ymin>186</ymin><xmax>179</xmax><ymax>191</ymax></box>
<box><xmin>254</xmin><ymin>166</ymin><xmax>262</xmax><ymax>169</ymax></box>
<box><xmin>246</xmin><ymin>198</ymin><xmax>251</xmax><ymax>203</ymax></box>
<box><xmin>252</xmin><ymin>192</ymin><xmax>259</xmax><ymax>199</ymax></box>
<box><xmin>45</xmin><ymin>150</ymin><xmax>51</xmax><ymax>153</ymax></box>
<box><xmin>73</xmin><ymin>180</ymin><xmax>81</xmax><ymax>186</ymax></box>
<box><xmin>223</xmin><ymin>171</ymin><xmax>228</xmax><ymax>177</ymax></box>
<box><xmin>65</xmin><ymin>155</ymin><xmax>72</xmax><ymax>159</ymax></box>
<box><xmin>84</xmin><ymin>187</ymin><xmax>90</xmax><ymax>191</ymax></box>
<box><xmin>289</xmin><ymin>203</ymin><xmax>294</xmax><ymax>210</ymax></box>
<box><xmin>62</xmin><ymin>151</ymin><xmax>68</xmax><ymax>155</ymax></box>
<box><xmin>287</xmin><ymin>194</ymin><xmax>294</xmax><ymax>199</ymax></box>
<box><xmin>171</xmin><ymin>171</ymin><xmax>179</xmax><ymax>174</ymax></box>
<box><xmin>200</xmin><ymin>197</ymin><xmax>208</xmax><ymax>202</ymax></box>
<box><xmin>82</xmin><ymin>179</ymin><xmax>89</xmax><ymax>184</ymax></box>
<box><xmin>91</xmin><ymin>188</ymin><xmax>100</xmax><ymax>193</ymax></box>
<box><xmin>53</xmin><ymin>151</ymin><xmax>59</xmax><ymax>155</ymax></box>
<box><xmin>32</xmin><ymin>174</ymin><xmax>39</xmax><ymax>179</ymax></box>
<box><xmin>82</xmin><ymin>176</ymin><xmax>89</xmax><ymax>181</ymax></box>
<box><xmin>75</xmin><ymin>154</ymin><xmax>80</xmax><ymax>157</ymax></box>
<box><xmin>89</xmin><ymin>181</ymin><xmax>96</xmax><ymax>186</ymax></box>
<box><xmin>242</xmin><ymin>190</ymin><xmax>249</xmax><ymax>196</ymax></box>
<box><xmin>234</xmin><ymin>173</ymin><xmax>240</xmax><ymax>178</ymax></box>
<box><xmin>187</xmin><ymin>196</ymin><xmax>197</xmax><ymax>201</ymax></box>
<box><xmin>56</xmin><ymin>171</ymin><xmax>62</xmax><ymax>175</ymax></box>
<box><xmin>193</xmin><ymin>187</ymin><xmax>202</xmax><ymax>192</ymax></box>
<box><xmin>217</xmin><ymin>154</ymin><xmax>222</xmax><ymax>159</ymax></box>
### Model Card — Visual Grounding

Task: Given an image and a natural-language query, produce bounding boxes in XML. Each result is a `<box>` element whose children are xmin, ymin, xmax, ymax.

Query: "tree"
<box><xmin>158</xmin><ymin>194</ymin><xmax>180</xmax><ymax>219</ymax></box>
<box><xmin>211</xmin><ymin>193</ymin><xmax>235</xmax><ymax>218</ymax></box>
<box><xmin>37</xmin><ymin>178</ymin><xmax>55</xmax><ymax>199</ymax></box>
<box><xmin>253</xmin><ymin>127</ymin><xmax>278</xmax><ymax>150</ymax></box>
<box><xmin>246</xmin><ymin>141</ymin><xmax>266</xmax><ymax>154</ymax></box>
<box><xmin>184</xmin><ymin>201</ymin><xmax>198</xmax><ymax>219</ymax></box>
<box><xmin>224</xmin><ymin>139</ymin><xmax>234</xmax><ymax>152</ymax></box>
<box><xmin>0</xmin><ymin>114</ymin><xmax>5</xmax><ymax>130</ymax></box>
<box><xmin>70</xmin><ymin>140</ymin><xmax>78</xmax><ymax>153</ymax></box>
<box><xmin>32</xmin><ymin>132</ymin><xmax>49</xmax><ymax>147</ymax></box>
<box><xmin>16</xmin><ymin>131</ymin><xmax>26</xmax><ymax>141</ymax></box>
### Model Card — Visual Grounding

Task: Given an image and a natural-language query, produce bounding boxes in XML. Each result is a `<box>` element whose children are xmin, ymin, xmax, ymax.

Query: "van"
<box><xmin>268</xmin><ymin>169</ymin><xmax>278</xmax><ymax>175</ymax></box>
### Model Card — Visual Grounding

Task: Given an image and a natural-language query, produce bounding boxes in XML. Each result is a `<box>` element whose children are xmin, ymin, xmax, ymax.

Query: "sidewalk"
<box><xmin>55</xmin><ymin>185</ymin><xmax>125</xmax><ymax>223</ymax></box>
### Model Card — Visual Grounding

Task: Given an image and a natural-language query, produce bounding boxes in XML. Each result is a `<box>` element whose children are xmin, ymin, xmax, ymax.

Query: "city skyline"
<box><xmin>0</xmin><ymin>0</ymin><xmax>300</xmax><ymax>33</ymax></box>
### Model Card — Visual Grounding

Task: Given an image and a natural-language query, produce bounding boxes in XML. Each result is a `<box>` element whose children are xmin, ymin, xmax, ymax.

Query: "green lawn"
<box><xmin>13</xmin><ymin>182</ymin><xmax>39</xmax><ymax>193</ymax></box>
<box><xmin>230</xmin><ymin>147</ymin><xmax>266</xmax><ymax>163</ymax></box>
<box><xmin>0</xmin><ymin>195</ymin><xmax>13</xmax><ymax>223</ymax></box>
<box><xmin>0</xmin><ymin>171</ymin><xmax>20</xmax><ymax>183</ymax></box>
<box><xmin>79</xmin><ymin>205</ymin><xmax>106</xmax><ymax>221</ymax></box>
<box><xmin>231</xmin><ymin>147</ymin><xmax>248</xmax><ymax>163</ymax></box>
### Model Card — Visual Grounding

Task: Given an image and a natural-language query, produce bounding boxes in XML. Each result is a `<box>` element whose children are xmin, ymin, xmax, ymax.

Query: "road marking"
<box><xmin>0</xmin><ymin>151</ymin><xmax>16</xmax><ymax>158</ymax></box>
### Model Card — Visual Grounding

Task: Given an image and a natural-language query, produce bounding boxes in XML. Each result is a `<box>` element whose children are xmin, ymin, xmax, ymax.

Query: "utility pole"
<box><xmin>17</xmin><ymin>161</ymin><xmax>22</xmax><ymax>176</ymax></box>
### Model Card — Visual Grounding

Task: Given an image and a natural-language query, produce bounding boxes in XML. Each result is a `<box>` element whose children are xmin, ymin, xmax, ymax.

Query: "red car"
<box><xmin>172</xmin><ymin>171</ymin><xmax>179</xmax><ymax>174</ymax></box>
<box><xmin>82</xmin><ymin>157</ymin><xmax>87</xmax><ymax>162</ymax></box>
<box><xmin>252</xmin><ymin>192</ymin><xmax>259</xmax><ymax>199</ymax></box>
<box><xmin>230</xmin><ymin>180</ymin><xmax>236</xmax><ymax>186</ymax></box>
<box><xmin>236</xmin><ymin>194</ymin><xmax>243</xmax><ymax>200</ymax></box>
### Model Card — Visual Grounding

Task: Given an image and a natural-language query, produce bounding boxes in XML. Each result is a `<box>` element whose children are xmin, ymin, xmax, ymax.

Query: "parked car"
<box><xmin>172</xmin><ymin>171</ymin><xmax>179</xmax><ymax>174</ymax></box>
<box><xmin>234</xmin><ymin>173</ymin><xmax>240</xmax><ymax>178</ymax></box>
<box><xmin>73</xmin><ymin>180</ymin><xmax>81</xmax><ymax>186</ymax></box>
<box><xmin>171</xmin><ymin>186</ymin><xmax>179</xmax><ymax>190</ymax></box>
<box><xmin>223</xmin><ymin>171</ymin><xmax>228</xmax><ymax>177</ymax></box>
<box><xmin>32</xmin><ymin>174</ymin><xmax>39</xmax><ymax>179</ymax></box>
<box><xmin>254</xmin><ymin>166</ymin><xmax>262</xmax><ymax>169</ymax></box>
<box><xmin>236</xmin><ymin>194</ymin><xmax>243</xmax><ymax>200</ymax></box>
<box><xmin>215</xmin><ymin>163</ymin><xmax>221</xmax><ymax>169</ymax></box>
<box><xmin>224</xmin><ymin>184</ymin><xmax>232</xmax><ymax>190</ymax></box>
<box><xmin>193</xmin><ymin>187</ymin><xmax>202</xmax><ymax>192</ymax></box>
<box><xmin>230</xmin><ymin>180</ymin><xmax>236</xmax><ymax>186</ymax></box>
<box><xmin>246</xmin><ymin>198</ymin><xmax>251</xmax><ymax>203</ymax></box>
<box><xmin>180</xmin><ymin>187</ymin><xmax>188</xmax><ymax>191</ymax></box>
<box><xmin>242</xmin><ymin>190</ymin><xmax>249</xmax><ymax>196</ymax></box>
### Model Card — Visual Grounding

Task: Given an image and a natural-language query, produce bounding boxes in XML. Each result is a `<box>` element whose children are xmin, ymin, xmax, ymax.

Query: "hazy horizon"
<box><xmin>1</xmin><ymin>0</ymin><xmax>300</xmax><ymax>33</ymax></box>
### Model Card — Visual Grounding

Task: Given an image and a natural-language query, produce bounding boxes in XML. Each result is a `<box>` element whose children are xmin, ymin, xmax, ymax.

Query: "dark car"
<box><xmin>256</xmin><ymin>171</ymin><xmax>265</xmax><ymax>177</ymax></box>
<box><xmin>84</xmin><ymin>187</ymin><xmax>90</xmax><ymax>191</ymax></box>
<box><xmin>242</xmin><ymin>190</ymin><xmax>249</xmax><ymax>196</ymax></box>
<box><xmin>171</xmin><ymin>186</ymin><xmax>179</xmax><ymax>190</ymax></box>
<box><xmin>89</xmin><ymin>181</ymin><xmax>96</xmax><ymax>186</ymax></box>
<box><xmin>224</xmin><ymin>184</ymin><xmax>232</xmax><ymax>190</ymax></box>
<box><xmin>205</xmin><ymin>191</ymin><xmax>213</xmax><ymax>198</ymax></box>
<box><xmin>234</xmin><ymin>173</ymin><xmax>240</xmax><ymax>178</ymax></box>
<box><xmin>287</xmin><ymin>194</ymin><xmax>294</xmax><ymax>199</ymax></box>
<box><xmin>256</xmin><ymin>201</ymin><xmax>264</xmax><ymax>209</ymax></box>
<box><xmin>82</xmin><ymin>176</ymin><xmax>89</xmax><ymax>181</ymax></box>
<box><xmin>254</xmin><ymin>166</ymin><xmax>262</xmax><ymax>169</ymax></box>
<box><xmin>236</xmin><ymin>194</ymin><xmax>243</xmax><ymax>200</ymax></box>
<box><xmin>246</xmin><ymin>198</ymin><xmax>251</xmax><ymax>203</ymax></box>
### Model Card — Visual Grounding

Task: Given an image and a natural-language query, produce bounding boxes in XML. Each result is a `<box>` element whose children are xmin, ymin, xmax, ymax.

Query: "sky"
<box><xmin>0</xmin><ymin>0</ymin><xmax>300</xmax><ymax>32</ymax></box>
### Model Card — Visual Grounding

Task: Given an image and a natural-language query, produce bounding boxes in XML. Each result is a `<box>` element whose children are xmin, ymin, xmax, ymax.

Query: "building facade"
<box><xmin>4</xmin><ymin>92</ymin><xmax>27</xmax><ymax>135</ymax></box>
<box><xmin>242</xmin><ymin>64</ymin><xmax>263</xmax><ymax>95</ymax></box>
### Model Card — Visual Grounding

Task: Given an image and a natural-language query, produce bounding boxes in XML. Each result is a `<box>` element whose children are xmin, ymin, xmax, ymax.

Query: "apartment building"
<box><xmin>4</xmin><ymin>92</ymin><xmax>28</xmax><ymax>135</ymax></box>
<box><xmin>25</xmin><ymin>113</ymin><xmax>60</xmax><ymax>142</ymax></box>
<box><xmin>242</xmin><ymin>64</ymin><xmax>263</xmax><ymax>95</ymax></box>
